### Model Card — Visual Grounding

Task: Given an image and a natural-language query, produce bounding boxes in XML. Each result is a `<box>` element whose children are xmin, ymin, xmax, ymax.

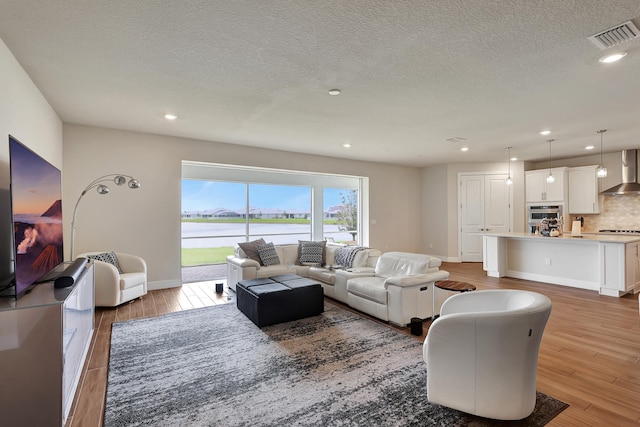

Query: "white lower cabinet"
<box><xmin>0</xmin><ymin>264</ymin><xmax>94</xmax><ymax>427</ymax></box>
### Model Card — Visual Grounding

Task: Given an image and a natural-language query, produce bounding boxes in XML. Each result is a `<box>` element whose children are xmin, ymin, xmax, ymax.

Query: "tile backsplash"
<box><xmin>579</xmin><ymin>194</ymin><xmax>640</xmax><ymax>232</ymax></box>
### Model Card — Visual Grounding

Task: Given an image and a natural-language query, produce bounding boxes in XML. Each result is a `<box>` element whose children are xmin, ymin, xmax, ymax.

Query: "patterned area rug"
<box><xmin>105</xmin><ymin>303</ymin><xmax>568</xmax><ymax>426</ymax></box>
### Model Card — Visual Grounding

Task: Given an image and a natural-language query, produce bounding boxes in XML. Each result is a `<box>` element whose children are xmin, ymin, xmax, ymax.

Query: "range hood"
<box><xmin>601</xmin><ymin>149</ymin><xmax>640</xmax><ymax>195</ymax></box>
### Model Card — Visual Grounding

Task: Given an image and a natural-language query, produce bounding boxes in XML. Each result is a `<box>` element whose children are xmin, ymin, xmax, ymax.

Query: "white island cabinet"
<box><xmin>483</xmin><ymin>232</ymin><xmax>640</xmax><ymax>297</ymax></box>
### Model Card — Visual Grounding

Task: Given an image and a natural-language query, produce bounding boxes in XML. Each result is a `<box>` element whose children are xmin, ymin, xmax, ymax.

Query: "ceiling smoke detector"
<box><xmin>588</xmin><ymin>20</ymin><xmax>640</xmax><ymax>49</ymax></box>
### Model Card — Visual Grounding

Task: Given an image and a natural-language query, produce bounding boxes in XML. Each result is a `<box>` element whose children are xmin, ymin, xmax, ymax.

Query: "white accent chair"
<box><xmin>423</xmin><ymin>289</ymin><xmax>552</xmax><ymax>420</ymax></box>
<box><xmin>78</xmin><ymin>252</ymin><xmax>147</xmax><ymax>307</ymax></box>
<box><xmin>345</xmin><ymin>252</ymin><xmax>449</xmax><ymax>326</ymax></box>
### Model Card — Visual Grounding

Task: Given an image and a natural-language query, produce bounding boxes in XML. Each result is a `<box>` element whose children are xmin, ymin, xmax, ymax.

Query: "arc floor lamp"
<box><xmin>70</xmin><ymin>174</ymin><xmax>141</xmax><ymax>260</ymax></box>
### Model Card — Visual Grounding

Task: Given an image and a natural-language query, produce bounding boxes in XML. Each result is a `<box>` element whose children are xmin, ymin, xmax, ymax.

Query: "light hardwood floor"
<box><xmin>66</xmin><ymin>262</ymin><xmax>640</xmax><ymax>427</ymax></box>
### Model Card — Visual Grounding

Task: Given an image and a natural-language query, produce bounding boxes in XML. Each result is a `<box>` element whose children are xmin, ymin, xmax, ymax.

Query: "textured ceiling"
<box><xmin>1</xmin><ymin>1</ymin><xmax>639</xmax><ymax>167</ymax></box>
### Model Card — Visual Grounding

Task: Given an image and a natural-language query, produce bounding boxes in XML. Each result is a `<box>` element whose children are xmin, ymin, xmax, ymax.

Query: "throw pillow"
<box><xmin>335</xmin><ymin>246</ymin><xmax>367</xmax><ymax>269</ymax></box>
<box><xmin>87</xmin><ymin>251</ymin><xmax>123</xmax><ymax>273</ymax></box>
<box><xmin>299</xmin><ymin>240</ymin><xmax>326</xmax><ymax>266</ymax></box>
<box><xmin>257</xmin><ymin>242</ymin><xmax>280</xmax><ymax>266</ymax></box>
<box><xmin>238</xmin><ymin>238</ymin><xmax>266</xmax><ymax>265</ymax></box>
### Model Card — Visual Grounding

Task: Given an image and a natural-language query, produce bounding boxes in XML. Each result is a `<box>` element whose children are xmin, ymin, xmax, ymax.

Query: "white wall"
<box><xmin>420</xmin><ymin>164</ymin><xmax>448</xmax><ymax>257</ymax></box>
<box><xmin>0</xmin><ymin>39</ymin><xmax>62</xmax><ymax>278</ymax></box>
<box><xmin>63</xmin><ymin>124</ymin><xmax>422</xmax><ymax>288</ymax></box>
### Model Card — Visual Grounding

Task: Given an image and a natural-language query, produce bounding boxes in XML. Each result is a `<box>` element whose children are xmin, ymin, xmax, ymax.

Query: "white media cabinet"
<box><xmin>0</xmin><ymin>263</ymin><xmax>94</xmax><ymax>426</ymax></box>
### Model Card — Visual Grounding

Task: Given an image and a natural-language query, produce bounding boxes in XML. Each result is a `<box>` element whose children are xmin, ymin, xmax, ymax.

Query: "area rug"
<box><xmin>105</xmin><ymin>303</ymin><xmax>568</xmax><ymax>426</ymax></box>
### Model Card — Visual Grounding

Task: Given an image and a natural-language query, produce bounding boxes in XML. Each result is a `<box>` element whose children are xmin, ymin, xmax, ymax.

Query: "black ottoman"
<box><xmin>236</xmin><ymin>274</ymin><xmax>324</xmax><ymax>327</ymax></box>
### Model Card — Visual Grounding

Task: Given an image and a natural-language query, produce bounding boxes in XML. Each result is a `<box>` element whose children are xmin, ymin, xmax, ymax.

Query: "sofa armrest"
<box><xmin>89</xmin><ymin>260</ymin><xmax>121</xmax><ymax>306</ymax></box>
<box><xmin>115</xmin><ymin>252</ymin><xmax>147</xmax><ymax>274</ymax></box>
<box><xmin>226</xmin><ymin>255</ymin><xmax>260</xmax><ymax>269</ymax></box>
<box><xmin>335</xmin><ymin>267</ymin><xmax>375</xmax><ymax>281</ymax></box>
<box><xmin>384</xmin><ymin>270</ymin><xmax>449</xmax><ymax>288</ymax></box>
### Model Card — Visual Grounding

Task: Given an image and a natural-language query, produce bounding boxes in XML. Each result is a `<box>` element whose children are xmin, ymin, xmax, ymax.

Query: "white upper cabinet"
<box><xmin>525</xmin><ymin>168</ymin><xmax>568</xmax><ymax>203</ymax></box>
<box><xmin>568</xmin><ymin>165</ymin><xmax>600</xmax><ymax>214</ymax></box>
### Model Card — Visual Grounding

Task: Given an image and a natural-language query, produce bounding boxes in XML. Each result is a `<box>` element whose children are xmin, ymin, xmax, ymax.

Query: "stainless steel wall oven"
<box><xmin>527</xmin><ymin>204</ymin><xmax>563</xmax><ymax>233</ymax></box>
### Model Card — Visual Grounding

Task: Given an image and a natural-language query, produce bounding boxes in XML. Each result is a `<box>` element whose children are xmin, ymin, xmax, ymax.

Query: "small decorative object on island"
<box><xmin>540</xmin><ymin>217</ymin><xmax>562</xmax><ymax>237</ymax></box>
<box><xmin>571</xmin><ymin>218</ymin><xmax>583</xmax><ymax>237</ymax></box>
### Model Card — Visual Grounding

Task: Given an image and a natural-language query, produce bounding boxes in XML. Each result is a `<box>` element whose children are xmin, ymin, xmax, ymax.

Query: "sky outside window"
<box><xmin>182</xmin><ymin>180</ymin><xmax>346</xmax><ymax>211</ymax></box>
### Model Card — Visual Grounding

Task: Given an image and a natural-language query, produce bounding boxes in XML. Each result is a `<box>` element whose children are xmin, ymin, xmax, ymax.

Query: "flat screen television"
<box><xmin>7</xmin><ymin>135</ymin><xmax>63</xmax><ymax>298</ymax></box>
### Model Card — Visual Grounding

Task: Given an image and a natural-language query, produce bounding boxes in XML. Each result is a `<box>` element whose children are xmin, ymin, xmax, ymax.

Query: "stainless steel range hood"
<box><xmin>601</xmin><ymin>149</ymin><xmax>640</xmax><ymax>195</ymax></box>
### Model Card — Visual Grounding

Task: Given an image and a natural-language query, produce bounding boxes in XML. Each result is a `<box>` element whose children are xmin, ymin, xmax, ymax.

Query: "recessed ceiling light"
<box><xmin>328</xmin><ymin>89</ymin><xmax>341</xmax><ymax>96</ymax></box>
<box><xmin>599</xmin><ymin>52</ymin><xmax>627</xmax><ymax>63</ymax></box>
<box><xmin>343</xmin><ymin>143</ymin><xmax>351</xmax><ymax>148</ymax></box>
<box><xmin>510</xmin><ymin>156</ymin><xmax>518</xmax><ymax>161</ymax></box>
<box><xmin>164</xmin><ymin>113</ymin><xmax>178</xmax><ymax>120</ymax></box>
<box><xmin>460</xmin><ymin>147</ymin><xmax>469</xmax><ymax>152</ymax></box>
<box><xmin>539</xmin><ymin>130</ymin><xmax>551</xmax><ymax>136</ymax></box>
<box><xmin>585</xmin><ymin>145</ymin><xmax>595</xmax><ymax>150</ymax></box>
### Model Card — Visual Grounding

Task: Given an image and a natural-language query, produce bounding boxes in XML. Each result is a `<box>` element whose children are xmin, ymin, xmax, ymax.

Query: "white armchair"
<box><xmin>423</xmin><ymin>289</ymin><xmax>552</xmax><ymax>420</ymax></box>
<box><xmin>345</xmin><ymin>252</ymin><xmax>449</xmax><ymax>326</ymax></box>
<box><xmin>78</xmin><ymin>252</ymin><xmax>147</xmax><ymax>307</ymax></box>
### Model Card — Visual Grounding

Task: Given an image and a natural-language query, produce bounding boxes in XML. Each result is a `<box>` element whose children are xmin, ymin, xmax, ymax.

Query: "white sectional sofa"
<box><xmin>226</xmin><ymin>242</ymin><xmax>381</xmax><ymax>301</ymax></box>
<box><xmin>226</xmin><ymin>242</ymin><xmax>447</xmax><ymax>326</ymax></box>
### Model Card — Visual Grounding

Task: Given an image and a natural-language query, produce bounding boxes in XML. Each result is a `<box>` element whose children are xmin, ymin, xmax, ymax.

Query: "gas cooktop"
<box><xmin>598</xmin><ymin>229</ymin><xmax>640</xmax><ymax>234</ymax></box>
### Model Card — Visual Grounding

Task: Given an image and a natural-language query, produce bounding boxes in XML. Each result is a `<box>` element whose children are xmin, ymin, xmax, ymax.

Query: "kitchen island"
<box><xmin>482</xmin><ymin>232</ymin><xmax>640</xmax><ymax>297</ymax></box>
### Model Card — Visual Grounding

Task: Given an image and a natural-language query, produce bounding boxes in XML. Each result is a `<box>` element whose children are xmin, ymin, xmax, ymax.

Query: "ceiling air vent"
<box><xmin>588</xmin><ymin>20</ymin><xmax>640</xmax><ymax>49</ymax></box>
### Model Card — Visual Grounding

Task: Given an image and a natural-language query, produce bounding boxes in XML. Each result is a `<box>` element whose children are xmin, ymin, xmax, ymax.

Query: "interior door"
<box><xmin>460</xmin><ymin>175</ymin><xmax>485</xmax><ymax>262</ymax></box>
<box><xmin>460</xmin><ymin>174</ymin><xmax>511</xmax><ymax>262</ymax></box>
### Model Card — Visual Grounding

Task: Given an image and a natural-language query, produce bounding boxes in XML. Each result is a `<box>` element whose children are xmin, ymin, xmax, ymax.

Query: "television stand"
<box><xmin>0</xmin><ymin>263</ymin><xmax>94</xmax><ymax>426</ymax></box>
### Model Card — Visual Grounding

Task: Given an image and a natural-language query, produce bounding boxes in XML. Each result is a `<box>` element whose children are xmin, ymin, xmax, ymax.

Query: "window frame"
<box><xmin>181</xmin><ymin>161</ymin><xmax>369</xmax><ymax>245</ymax></box>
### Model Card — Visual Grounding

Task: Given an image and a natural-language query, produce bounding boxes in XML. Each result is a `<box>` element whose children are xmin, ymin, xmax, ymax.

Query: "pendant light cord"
<box><xmin>547</xmin><ymin>139</ymin><xmax>554</xmax><ymax>172</ymax></box>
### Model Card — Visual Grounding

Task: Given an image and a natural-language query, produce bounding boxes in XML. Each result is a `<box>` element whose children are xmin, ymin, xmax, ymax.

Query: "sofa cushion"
<box><xmin>257</xmin><ymin>242</ymin><xmax>280</xmax><ymax>266</ymax></box>
<box><xmin>309</xmin><ymin>267</ymin><xmax>336</xmax><ymax>285</ymax></box>
<box><xmin>347</xmin><ymin>277</ymin><xmax>387</xmax><ymax>304</ymax></box>
<box><xmin>238</xmin><ymin>238</ymin><xmax>266</xmax><ymax>264</ymax></box>
<box><xmin>256</xmin><ymin>265</ymin><xmax>297</xmax><ymax>278</ymax></box>
<box><xmin>325</xmin><ymin>244</ymin><xmax>339</xmax><ymax>266</ymax></box>
<box><xmin>298</xmin><ymin>240</ymin><xmax>326</xmax><ymax>266</ymax></box>
<box><xmin>375</xmin><ymin>252</ymin><xmax>433</xmax><ymax>277</ymax></box>
<box><xmin>280</xmin><ymin>244</ymin><xmax>300</xmax><ymax>265</ymax></box>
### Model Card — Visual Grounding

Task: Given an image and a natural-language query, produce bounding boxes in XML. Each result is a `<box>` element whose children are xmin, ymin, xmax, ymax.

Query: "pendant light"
<box><xmin>505</xmin><ymin>146</ymin><xmax>513</xmax><ymax>185</ymax></box>
<box><xmin>546</xmin><ymin>139</ymin><xmax>555</xmax><ymax>184</ymax></box>
<box><xmin>596</xmin><ymin>129</ymin><xmax>608</xmax><ymax>178</ymax></box>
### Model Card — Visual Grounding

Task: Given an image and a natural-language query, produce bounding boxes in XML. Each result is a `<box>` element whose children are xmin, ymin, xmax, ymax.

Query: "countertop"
<box><xmin>481</xmin><ymin>231</ymin><xmax>640</xmax><ymax>243</ymax></box>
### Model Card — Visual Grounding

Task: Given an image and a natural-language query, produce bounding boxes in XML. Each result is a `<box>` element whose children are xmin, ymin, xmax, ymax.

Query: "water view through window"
<box><xmin>181</xmin><ymin>180</ymin><xmax>359</xmax><ymax>267</ymax></box>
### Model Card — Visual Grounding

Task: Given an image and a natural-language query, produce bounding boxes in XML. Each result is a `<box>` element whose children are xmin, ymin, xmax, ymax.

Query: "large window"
<box><xmin>323</xmin><ymin>188</ymin><xmax>359</xmax><ymax>243</ymax></box>
<box><xmin>181</xmin><ymin>162</ymin><xmax>367</xmax><ymax>267</ymax></box>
